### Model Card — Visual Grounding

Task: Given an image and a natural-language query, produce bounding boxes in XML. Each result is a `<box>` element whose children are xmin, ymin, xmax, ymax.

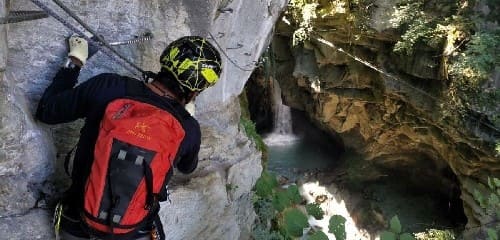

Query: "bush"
<box><xmin>254</xmin><ymin>171</ymin><xmax>279</xmax><ymax>198</ymax></box>
<box><xmin>380</xmin><ymin>215</ymin><xmax>416</xmax><ymax>240</ymax></box>
<box><xmin>307</xmin><ymin>230</ymin><xmax>329</xmax><ymax>240</ymax></box>
<box><xmin>252</xmin><ymin>171</ymin><xmax>332</xmax><ymax>239</ymax></box>
<box><xmin>281</xmin><ymin>208</ymin><xmax>310</xmax><ymax>237</ymax></box>
<box><xmin>306</xmin><ymin>203</ymin><xmax>325</xmax><ymax>220</ymax></box>
<box><xmin>329</xmin><ymin>215</ymin><xmax>347</xmax><ymax>240</ymax></box>
<box><xmin>415</xmin><ymin>229</ymin><xmax>456</xmax><ymax>240</ymax></box>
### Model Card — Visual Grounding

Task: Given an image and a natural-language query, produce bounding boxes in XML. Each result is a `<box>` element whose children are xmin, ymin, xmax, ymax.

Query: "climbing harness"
<box><xmin>312</xmin><ymin>35</ymin><xmax>500</xmax><ymax>136</ymax></box>
<box><xmin>53</xmin><ymin>202</ymin><xmax>63</xmax><ymax>240</ymax></box>
<box><xmin>29</xmin><ymin>0</ymin><xmax>155</xmax><ymax>82</ymax></box>
<box><xmin>0</xmin><ymin>11</ymin><xmax>48</xmax><ymax>24</ymax></box>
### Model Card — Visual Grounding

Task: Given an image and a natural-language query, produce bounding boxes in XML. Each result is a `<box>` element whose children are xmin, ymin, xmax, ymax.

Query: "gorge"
<box><xmin>0</xmin><ymin>0</ymin><xmax>499</xmax><ymax>239</ymax></box>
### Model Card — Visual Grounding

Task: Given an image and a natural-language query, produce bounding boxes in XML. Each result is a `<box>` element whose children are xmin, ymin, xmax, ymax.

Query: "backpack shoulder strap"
<box><xmin>124</xmin><ymin>78</ymin><xmax>190</xmax><ymax>123</ymax></box>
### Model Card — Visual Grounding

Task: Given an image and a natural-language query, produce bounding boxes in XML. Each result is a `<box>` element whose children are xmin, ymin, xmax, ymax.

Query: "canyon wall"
<box><xmin>268</xmin><ymin>0</ymin><xmax>499</xmax><ymax>235</ymax></box>
<box><xmin>0</xmin><ymin>0</ymin><xmax>286</xmax><ymax>239</ymax></box>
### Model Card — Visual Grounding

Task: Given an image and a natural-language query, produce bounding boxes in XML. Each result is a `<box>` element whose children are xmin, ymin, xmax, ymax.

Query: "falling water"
<box><xmin>263</xmin><ymin>78</ymin><xmax>299</xmax><ymax>146</ymax></box>
<box><xmin>263</xmin><ymin>78</ymin><xmax>340</xmax><ymax>181</ymax></box>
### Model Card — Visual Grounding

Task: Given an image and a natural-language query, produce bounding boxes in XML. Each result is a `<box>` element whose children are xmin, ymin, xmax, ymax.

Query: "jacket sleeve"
<box><xmin>35</xmin><ymin>68</ymin><xmax>101</xmax><ymax>124</ymax></box>
<box><xmin>175</xmin><ymin>118</ymin><xmax>201</xmax><ymax>174</ymax></box>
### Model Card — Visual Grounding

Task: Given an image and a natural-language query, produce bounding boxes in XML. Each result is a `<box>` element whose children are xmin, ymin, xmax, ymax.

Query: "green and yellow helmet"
<box><xmin>159</xmin><ymin>36</ymin><xmax>222</xmax><ymax>92</ymax></box>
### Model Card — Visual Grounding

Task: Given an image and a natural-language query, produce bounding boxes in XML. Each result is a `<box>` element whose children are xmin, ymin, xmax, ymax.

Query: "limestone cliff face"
<box><xmin>0</xmin><ymin>0</ymin><xmax>286</xmax><ymax>239</ymax></box>
<box><xmin>269</xmin><ymin>0</ymin><xmax>499</xmax><ymax>231</ymax></box>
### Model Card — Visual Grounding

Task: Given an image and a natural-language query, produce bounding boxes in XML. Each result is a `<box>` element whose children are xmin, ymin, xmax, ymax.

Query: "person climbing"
<box><xmin>36</xmin><ymin>35</ymin><xmax>222</xmax><ymax>240</ymax></box>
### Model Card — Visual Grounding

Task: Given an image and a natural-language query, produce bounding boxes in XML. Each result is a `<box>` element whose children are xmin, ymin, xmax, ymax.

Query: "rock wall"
<box><xmin>0</xmin><ymin>0</ymin><xmax>286</xmax><ymax>239</ymax></box>
<box><xmin>269</xmin><ymin>0</ymin><xmax>499</xmax><ymax>234</ymax></box>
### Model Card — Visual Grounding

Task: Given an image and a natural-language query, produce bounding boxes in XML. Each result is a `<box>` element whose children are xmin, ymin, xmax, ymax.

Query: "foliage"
<box><xmin>286</xmin><ymin>185</ymin><xmax>303</xmax><ymax>205</ymax></box>
<box><xmin>271</xmin><ymin>185</ymin><xmax>303</xmax><ymax>212</ymax></box>
<box><xmin>388</xmin><ymin>0</ymin><xmax>499</xmax><ymax>128</ymax></box>
<box><xmin>473</xmin><ymin>177</ymin><xmax>500</xmax><ymax>217</ymax></box>
<box><xmin>239</xmin><ymin>93</ymin><xmax>268</xmax><ymax>159</ymax></box>
<box><xmin>329</xmin><ymin>215</ymin><xmax>347</xmax><ymax>240</ymax></box>
<box><xmin>472</xmin><ymin>177</ymin><xmax>500</xmax><ymax>239</ymax></box>
<box><xmin>307</xmin><ymin>230</ymin><xmax>329</xmax><ymax>240</ymax></box>
<box><xmin>254</xmin><ymin>171</ymin><xmax>279</xmax><ymax>198</ymax></box>
<box><xmin>380</xmin><ymin>215</ymin><xmax>416</xmax><ymax>240</ymax></box>
<box><xmin>287</xmin><ymin>0</ymin><xmax>377</xmax><ymax>46</ymax></box>
<box><xmin>390</xmin><ymin>0</ymin><xmax>449</xmax><ymax>55</ymax></box>
<box><xmin>281</xmin><ymin>208</ymin><xmax>310</xmax><ymax>237</ymax></box>
<box><xmin>254</xmin><ymin>198</ymin><xmax>275</xmax><ymax>223</ymax></box>
<box><xmin>273</xmin><ymin>190</ymin><xmax>294</xmax><ymax>212</ymax></box>
<box><xmin>287</xmin><ymin>0</ymin><xmax>318</xmax><ymax>46</ymax></box>
<box><xmin>306</xmin><ymin>203</ymin><xmax>325</xmax><ymax>220</ymax></box>
<box><xmin>448</xmin><ymin>31</ymin><xmax>500</xmax><ymax>126</ymax></box>
<box><xmin>252</xmin><ymin>224</ymin><xmax>285</xmax><ymax>240</ymax></box>
<box><xmin>414</xmin><ymin>229</ymin><xmax>456</xmax><ymax>240</ymax></box>
<box><xmin>252</xmin><ymin>170</ymin><xmax>333</xmax><ymax>239</ymax></box>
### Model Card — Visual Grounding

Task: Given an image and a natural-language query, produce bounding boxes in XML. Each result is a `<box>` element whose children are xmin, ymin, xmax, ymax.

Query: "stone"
<box><xmin>0</xmin><ymin>0</ymin><xmax>287</xmax><ymax>239</ymax></box>
<box><xmin>267</xmin><ymin>0</ymin><xmax>499</xmax><ymax>235</ymax></box>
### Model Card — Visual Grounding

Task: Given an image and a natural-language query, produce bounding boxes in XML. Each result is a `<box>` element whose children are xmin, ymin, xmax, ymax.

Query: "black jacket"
<box><xmin>36</xmin><ymin>67</ymin><xmax>201</xmax><ymax>238</ymax></box>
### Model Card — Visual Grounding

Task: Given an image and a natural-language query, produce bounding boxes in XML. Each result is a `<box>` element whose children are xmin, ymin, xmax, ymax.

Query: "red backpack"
<box><xmin>82</xmin><ymin>98</ymin><xmax>185</xmax><ymax>235</ymax></box>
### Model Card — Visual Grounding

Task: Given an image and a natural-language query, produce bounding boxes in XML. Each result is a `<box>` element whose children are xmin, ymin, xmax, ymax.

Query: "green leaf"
<box><xmin>328</xmin><ymin>215</ymin><xmax>346</xmax><ymax>240</ymax></box>
<box><xmin>307</xmin><ymin>231</ymin><xmax>329</xmax><ymax>240</ymax></box>
<box><xmin>487</xmin><ymin>228</ymin><xmax>498</xmax><ymax>240</ymax></box>
<box><xmin>489</xmin><ymin>178</ymin><xmax>495</xmax><ymax>190</ymax></box>
<box><xmin>489</xmin><ymin>194</ymin><xmax>500</xmax><ymax>206</ymax></box>
<box><xmin>389</xmin><ymin>215</ymin><xmax>402</xmax><ymax>234</ymax></box>
<box><xmin>281</xmin><ymin>208</ymin><xmax>309</xmax><ymax>237</ymax></box>
<box><xmin>380</xmin><ymin>231</ymin><xmax>397</xmax><ymax>240</ymax></box>
<box><xmin>494</xmin><ymin>178</ymin><xmax>500</xmax><ymax>188</ymax></box>
<box><xmin>474</xmin><ymin>190</ymin><xmax>486</xmax><ymax>208</ymax></box>
<box><xmin>400</xmin><ymin>232</ymin><xmax>416</xmax><ymax>240</ymax></box>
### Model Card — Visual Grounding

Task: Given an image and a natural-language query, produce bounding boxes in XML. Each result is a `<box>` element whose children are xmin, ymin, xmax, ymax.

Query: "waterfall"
<box><xmin>273</xmin><ymin>78</ymin><xmax>292</xmax><ymax>134</ymax></box>
<box><xmin>263</xmin><ymin>78</ymin><xmax>299</xmax><ymax>145</ymax></box>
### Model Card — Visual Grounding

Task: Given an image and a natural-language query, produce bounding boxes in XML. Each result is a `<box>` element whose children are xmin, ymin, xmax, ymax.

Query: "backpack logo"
<box><xmin>83</xmin><ymin>98</ymin><xmax>185</xmax><ymax>236</ymax></box>
<box><xmin>134</xmin><ymin>122</ymin><xmax>150</xmax><ymax>133</ymax></box>
<box><xmin>126</xmin><ymin>121</ymin><xmax>152</xmax><ymax>140</ymax></box>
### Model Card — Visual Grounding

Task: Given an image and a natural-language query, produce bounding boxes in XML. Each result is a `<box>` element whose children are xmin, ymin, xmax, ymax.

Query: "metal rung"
<box><xmin>0</xmin><ymin>11</ymin><xmax>48</xmax><ymax>24</ymax></box>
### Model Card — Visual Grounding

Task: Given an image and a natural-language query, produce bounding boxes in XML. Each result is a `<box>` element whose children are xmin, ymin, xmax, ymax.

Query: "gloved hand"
<box><xmin>67</xmin><ymin>34</ymin><xmax>88</xmax><ymax>66</ymax></box>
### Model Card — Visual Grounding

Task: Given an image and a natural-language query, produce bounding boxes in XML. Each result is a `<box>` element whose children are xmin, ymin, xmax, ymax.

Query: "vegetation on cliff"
<box><xmin>253</xmin><ymin>0</ymin><xmax>500</xmax><ymax>239</ymax></box>
<box><xmin>286</xmin><ymin>0</ymin><xmax>499</xmax><ymax>136</ymax></box>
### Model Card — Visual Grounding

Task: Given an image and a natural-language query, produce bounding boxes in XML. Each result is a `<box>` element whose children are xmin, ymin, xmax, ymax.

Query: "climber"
<box><xmin>36</xmin><ymin>35</ymin><xmax>222</xmax><ymax>240</ymax></box>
